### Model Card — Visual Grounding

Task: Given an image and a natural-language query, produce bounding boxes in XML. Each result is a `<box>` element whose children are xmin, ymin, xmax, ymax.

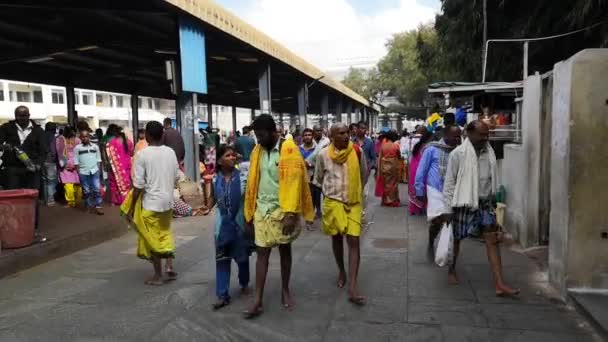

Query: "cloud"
<box><xmin>240</xmin><ymin>0</ymin><xmax>438</xmax><ymax>72</ymax></box>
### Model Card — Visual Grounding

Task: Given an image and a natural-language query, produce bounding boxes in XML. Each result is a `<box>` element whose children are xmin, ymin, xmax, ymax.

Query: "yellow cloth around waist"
<box><xmin>120</xmin><ymin>191</ymin><xmax>175</xmax><ymax>260</ymax></box>
<box><xmin>322</xmin><ymin>197</ymin><xmax>362</xmax><ymax>237</ymax></box>
<box><xmin>245</xmin><ymin>137</ymin><xmax>314</xmax><ymax>223</ymax></box>
<box><xmin>253</xmin><ymin>207</ymin><xmax>301</xmax><ymax>248</ymax></box>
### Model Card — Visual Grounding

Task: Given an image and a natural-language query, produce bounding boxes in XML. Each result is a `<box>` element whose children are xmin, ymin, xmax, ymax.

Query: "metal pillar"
<box><xmin>335</xmin><ymin>97</ymin><xmax>343</xmax><ymax>123</ymax></box>
<box><xmin>297</xmin><ymin>82</ymin><xmax>308</xmax><ymax>128</ymax></box>
<box><xmin>259</xmin><ymin>64</ymin><xmax>272</xmax><ymax>114</ymax></box>
<box><xmin>206</xmin><ymin>103</ymin><xmax>213</xmax><ymax>129</ymax></box>
<box><xmin>66</xmin><ymin>85</ymin><xmax>77</xmax><ymax>127</ymax></box>
<box><xmin>177</xmin><ymin>92</ymin><xmax>199</xmax><ymax>182</ymax></box>
<box><xmin>251</xmin><ymin>108</ymin><xmax>256</xmax><ymax>122</ymax></box>
<box><xmin>523</xmin><ymin>41</ymin><xmax>529</xmax><ymax>80</ymax></box>
<box><xmin>131</xmin><ymin>94</ymin><xmax>139</xmax><ymax>138</ymax></box>
<box><xmin>232</xmin><ymin>106</ymin><xmax>237</xmax><ymax>135</ymax></box>
<box><xmin>345</xmin><ymin>102</ymin><xmax>353</xmax><ymax>125</ymax></box>
<box><xmin>321</xmin><ymin>92</ymin><xmax>329</xmax><ymax>128</ymax></box>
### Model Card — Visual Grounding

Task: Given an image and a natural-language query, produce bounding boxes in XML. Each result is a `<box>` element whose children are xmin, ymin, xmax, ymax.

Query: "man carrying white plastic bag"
<box><xmin>434</xmin><ymin>223</ymin><xmax>453</xmax><ymax>267</ymax></box>
<box><xmin>439</xmin><ymin>121</ymin><xmax>519</xmax><ymax>297</ymax></box>
<box><xmin>414</xmin><ymin>125</ymin><xmax>462</xmax><ymax>260</ymax></box>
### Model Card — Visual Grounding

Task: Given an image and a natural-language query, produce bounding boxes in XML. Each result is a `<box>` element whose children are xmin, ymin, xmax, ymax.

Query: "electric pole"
<box><xmin>481</xmin><ymin>0</ymin><xmax>488</xmax><ymax>82</ymax></box>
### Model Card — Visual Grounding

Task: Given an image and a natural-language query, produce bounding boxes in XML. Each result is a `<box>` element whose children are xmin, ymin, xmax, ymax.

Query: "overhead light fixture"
<box><xmin>239</xmin><ymin>57</ymin><xmax>258</xmax><ymax>63</ymax></box>
<box><xmin>26</xmin><ymin>56</ymin><xmax>54</xmax><ymax>63</ymax></box>
<box><xmin>211</xmin><ymin>56</ymin><xmax>229</xmax><ymax>61</ymax></box>
<box><xmin>77</xmin><ymin>45</ymin><xmax>99</xmax><ymax>51</ymax></box>
<box><xmin>155</xmin><ymin>49</ymin><xmax>177</xmax><ymax>55</ymax></box>
<box><xmin>234</xmin><ymin>90</ymin><xmax>245</xmax><ymax>94</ymax></box>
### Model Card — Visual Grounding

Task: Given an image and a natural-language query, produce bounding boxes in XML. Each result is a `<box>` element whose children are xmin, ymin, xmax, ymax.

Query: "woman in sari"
<box><xmin>106</xmin><ymin>126</ymin><xmax>134</xmax><ymax>205</ymax></box>
<box><xmin>56</xmin><ymin>127</ymin><xmax>81</xmax><ymax>207</ymax></box>
<box><xmin>376</xmin><ymin>131</ymin><xmax>401</xmax><ymax>207</ymax></box>
<box><xmin>408</xmin><ymin>130</ymin><xmax>433</xmax><ymax>215</ymax></box>
<box><xmin>208</xmin><ymin>144</ymin><xmax>252</xmax><ymax>310</ymax></box>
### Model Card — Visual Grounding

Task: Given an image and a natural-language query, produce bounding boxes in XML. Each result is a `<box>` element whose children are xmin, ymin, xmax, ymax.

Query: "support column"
<box><xmin>66</xmin><ymin>85</ymin><xmax>77</xmax><ymax>127</ymax></box>
<box><xmin>207</xmin><ymin>103</ymin><xmax>213</xmax><ymax>129</ymax></box>
<box><xmin>335</xmin><ymin>97</ymin><xmax>343</xmax><ymax>123</ymax></box>
<box><xmin>321</xmin><ymin>92</ymin><xmax>329</xmax><ymax>128</ymax></box>
<box><xmin>177</xmin><ymin>92</ymin><xmax>200</xmax><ymax>182</ymax></box>
<box><xmin>131</xmin><ymin>94</ymin><xmax>139</xmax><ymax>139</ymax></box>
<box><xmin>297</xmin><ymin>82</ymin><xmax>308</xmax><ymax>129</ymax></box>
<box><xmin>232</xmin><ymin>106</ymin><xmax>237</xmax><ymax>135</ymax></box>
<box><xmin>251</xmin><ymin>108</ymin><xmax>256</xmax><ymax>122</ymax></box>
<box><xmin>345</xmin><ymin>102</ymin><xmax>353</xmax><ymax>125</ymax></box>
<box><xmin>259</xmin><ymin>64</ymin><xmax>272</xmax><ymax>115</ymax></box>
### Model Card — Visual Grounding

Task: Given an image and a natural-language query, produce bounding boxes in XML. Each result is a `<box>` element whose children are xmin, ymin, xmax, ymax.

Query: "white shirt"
<box><xmin>16</xmin><ymin>122</ymin><xmax>33</xmax><ymax>144</ymax></box>
<box><xmin>133</xmin><ymin>145</ymin><xmax>180</xmax><ymax>212</ymax></box>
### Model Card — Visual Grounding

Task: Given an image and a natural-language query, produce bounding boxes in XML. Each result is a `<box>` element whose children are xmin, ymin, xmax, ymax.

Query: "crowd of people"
<box><xmin>0</xmin><ymin>105</ymin><xmax>519</xmax><ymax>319</ymax></box>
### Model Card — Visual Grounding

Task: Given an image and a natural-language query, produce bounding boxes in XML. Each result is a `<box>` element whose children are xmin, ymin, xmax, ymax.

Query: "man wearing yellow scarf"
<box><xmin>243</xmin><ymin>115</ymin><xmax>314</xmax><ymax>319</ymax></box>
<box><xmin>313</xmin><ymin>123</ymin><xmax>368</xmax><ymax>306</ymax></box>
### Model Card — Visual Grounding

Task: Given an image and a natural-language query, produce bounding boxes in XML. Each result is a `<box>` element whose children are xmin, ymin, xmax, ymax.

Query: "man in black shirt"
<box><xmin>0</xmin><ymin>106</ymin><xmax>47</xmax><ymax>236</ymax></box>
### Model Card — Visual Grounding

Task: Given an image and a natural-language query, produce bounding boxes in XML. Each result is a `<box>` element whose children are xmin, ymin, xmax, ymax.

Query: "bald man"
<box><xmin>314</xmin><ymin>123</ymin><xmax>367</xmax><ymax>305</ymax></box>
<box><xmin>442</xmin><ymin>120</ymin><xmax>518</xmax><ymax>296</ymax></box>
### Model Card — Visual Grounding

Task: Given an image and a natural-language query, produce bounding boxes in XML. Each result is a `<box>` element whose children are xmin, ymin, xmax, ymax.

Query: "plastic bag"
<box><xmin>434</xmin><ymin>223</ymin><xmax>454</xmax><ymax>267</ymax></box>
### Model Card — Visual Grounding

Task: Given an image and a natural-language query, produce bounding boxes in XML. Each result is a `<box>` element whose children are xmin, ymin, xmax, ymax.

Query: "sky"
<box><xmin>214</xmin><ymin>0</ymin><xmax>441</xmax><ymax>78</ymax></box>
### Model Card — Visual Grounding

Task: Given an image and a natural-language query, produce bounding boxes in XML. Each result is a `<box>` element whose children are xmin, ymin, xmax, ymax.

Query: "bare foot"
<box><xmin>243</xmin><ymin>302</ymin><xmax>264</xmax><ymax>319</ymax></box>
<box><xmin>281</xmin><ymin>290</ymin><xmax>295</xmax><ymax>310</ymax></box>
<box><xmin>241</xmin><ymin>287</ymin><xmax>252</xmax><ymax>296</ymax></box>
<box><xmin>496</xmin><ymin>284</ymin><xmax>520</xmax><ymax>297</ymax></box>
<box><xmin>337</xmin><ymin>272</ymin><xmax>347</xmax><ymax>289</ymax></box>
<box><xmin>348</xmin><ymin>288</ymin><xmax>366</xmax><ymax>306</ymax></box>
<box><xmin>448</xmin><ymin>271</ymin><xmax>460</xmax><ymax>285</ymax></box>
<box><xmin>144</xmin><ymin>276</ymin><xmax>164</xmax><ymax>286</ymax></box>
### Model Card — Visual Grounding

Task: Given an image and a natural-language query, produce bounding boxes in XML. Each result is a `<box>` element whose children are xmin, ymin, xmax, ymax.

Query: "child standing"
<box><xmin>74</xmin><ymin>129</ymin><xmax>104</xmax><ymax>215</ymax></box>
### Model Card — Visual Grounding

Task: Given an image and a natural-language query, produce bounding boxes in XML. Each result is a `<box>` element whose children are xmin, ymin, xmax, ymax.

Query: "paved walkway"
<box><xmin>0</xmin><ymin>186</ymin><xmax>602</xmax><ymax>341</ymax></box>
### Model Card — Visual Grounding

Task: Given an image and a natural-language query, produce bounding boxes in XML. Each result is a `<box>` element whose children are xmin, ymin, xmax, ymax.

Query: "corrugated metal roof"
<box><xmin>428</xmin><ymin>81</ymin><xmax>524</xmax><ymax>93</ymax></box>
<box><xmin>163</xmin><ymin>0</ymin><xmax>370</xmax><ymax>107</ymax></box>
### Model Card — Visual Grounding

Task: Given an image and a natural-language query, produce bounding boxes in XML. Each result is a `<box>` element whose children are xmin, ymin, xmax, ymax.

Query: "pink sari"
<box><xmin>106</xmin><ymin>137</ymin><xmax>133</xmax><ymax>205</ymax></box>
<box><xmin>408</xmin><ymin>148</ymin><xmax>426</xmax><ymax>215</ymax></box>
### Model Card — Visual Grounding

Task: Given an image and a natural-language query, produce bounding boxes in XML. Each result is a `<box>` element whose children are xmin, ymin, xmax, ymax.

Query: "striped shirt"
<box><xmin>313</xmin><ymin>146</ymin><xmax>367</xmax><ymax>204</ymax></box>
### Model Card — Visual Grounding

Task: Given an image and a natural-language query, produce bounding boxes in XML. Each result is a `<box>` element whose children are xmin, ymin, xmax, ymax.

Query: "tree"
<box><xmin>377</xmin><ymin>24</ymin><xmax>451</xmax><ymax>107</ymax></box>
<box><xmin>435</xmin><ymin>0</ymin><xmax>608</xmax><ymax>82</ymax></box>
<box><xmin>342</xmin><ymin>67</ymin><xmax>384</xmax><ymax>102</ymax></box>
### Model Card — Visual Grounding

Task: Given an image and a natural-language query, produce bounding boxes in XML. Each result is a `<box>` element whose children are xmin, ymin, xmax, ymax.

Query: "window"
<box><xmin>82</xmin><ymin>92</ymin><xmax>93</xmax><ymax>105</ymax></box>
<box><xmin>153</xmin><ymin>99</ymin><xmax>161</xmax><ymax>110</ymax></box>
<box><xmin>17</xmin><ymin>91</ymin><xmax>31</xmax><ymax>103</ymax></box>
<box><xmin>147</xmin><ymin>98</ymin><xmax>153</xmax><ymax>109</ymax></box>
<box><xmin>96</xmin><ymin>94</ymin><xmax>103</xmax><ymax>106</ymax></box>
<box><xmin>110</xmin><ymin>96</ymin><xmax>115</xmax><ymax>107</ymax></box>
<box><xmin>138</xmin><ymin>98</ymin><xmax>143</xmax><ymax>109</ymax></box>
<box><xmin>33</xmin><ymin>90</ymin><xmax>43</xmax><ymax>103</ymax></box>
<box><xmin>116</xmin><ymin>96</ymin><xmax>124</xmax><ymax>108</ymax></box>
<box><xmin>74</xmin><ymin>91</ymin><xmax>80</xmax><ymax>105</ymax></box>
<box><xmin>0</xmin><ymin>90</ymin><xmax>3</xmax><ymax>102</ymax></box>
<box><xmin>51</xmin><ymin>89</ymin><xmax>64</xmax><ymax>104</ymax></box>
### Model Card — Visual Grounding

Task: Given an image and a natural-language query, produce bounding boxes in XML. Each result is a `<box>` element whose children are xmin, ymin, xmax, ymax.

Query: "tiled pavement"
<box><xmin>0</xmin><ymin>185</ymin><xmax>602</xmax><ymax>341</ymax></box>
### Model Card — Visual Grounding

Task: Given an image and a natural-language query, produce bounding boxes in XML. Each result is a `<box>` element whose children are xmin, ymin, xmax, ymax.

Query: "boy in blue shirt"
<box><xmin>74</xmin><ymin>129</ymin><xmax>104</xmax><ymax>215</ymax></box>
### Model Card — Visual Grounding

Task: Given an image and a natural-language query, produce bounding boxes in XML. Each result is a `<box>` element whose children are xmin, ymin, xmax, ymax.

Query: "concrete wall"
<box><xmin>549</xmin><ymin>49</ymin><xmax>608</xmax><ymax>297</ymax></box>
<box><xmin>501</xmin><ymin>75</ymin><xmax>544</xmax><ymax>248</ymax></box>
<box><xmin>501</xmin><ymin>144</ymin><xmax>526</xmax><ymax>242</ymax></box>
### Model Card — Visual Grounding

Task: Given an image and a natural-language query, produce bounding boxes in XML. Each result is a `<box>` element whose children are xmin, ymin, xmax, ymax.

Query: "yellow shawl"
<box><xmin>244</xmin><ymin>137</ymin><xmax>314</xmax><ymax>222</ymax></box>
<box><xmin>328</xmin><ymin>141</ymin><xmax>362</xmax><ymax>205</ymax></box>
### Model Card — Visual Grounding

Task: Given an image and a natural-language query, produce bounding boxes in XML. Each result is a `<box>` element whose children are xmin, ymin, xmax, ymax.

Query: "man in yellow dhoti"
<box><xmin>243</xmin><ymin>114</ymin><xmax>314</xmax><ymax>319</ymax></box>
<box><xmin>122</xmin><ymin>121</ymin><xmax>180</xmax><ymax>286</ymax></box>
<box><xmin>314</xmin><ymin>123</ymin><xmax>368</xmax><ymax>305</ymax></box>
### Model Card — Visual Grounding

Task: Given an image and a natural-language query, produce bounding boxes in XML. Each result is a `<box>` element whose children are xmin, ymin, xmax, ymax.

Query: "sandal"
<box><xmin>212</xmin><ymin>299</ymin><xmax>230</xmax><ymax>311</ymax></box>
